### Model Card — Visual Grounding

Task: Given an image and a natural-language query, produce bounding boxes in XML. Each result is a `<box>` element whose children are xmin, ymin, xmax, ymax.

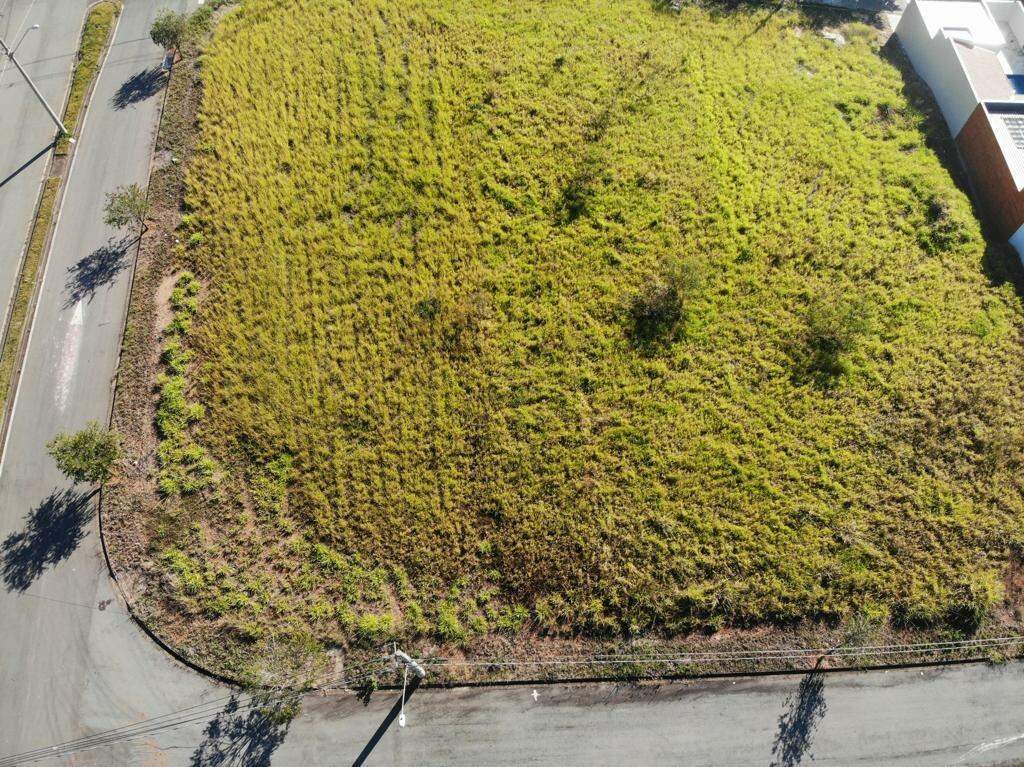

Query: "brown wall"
<box><xmin>955</xmin><ymin>103</ymin><xmax>1024</xmax><ymax>239</ymax></box>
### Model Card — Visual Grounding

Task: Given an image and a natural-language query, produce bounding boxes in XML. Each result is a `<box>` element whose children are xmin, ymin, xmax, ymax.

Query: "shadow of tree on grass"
<box><xmin>771</xmin><ymin>669</ymin><xmax>827</xmax><ymax>767</ymax></box>
<box><xmin>1</xmin><ymin>488</ymin><xmax>96</xmax><ymax>592</ymax></box>
<box><xmin>190</xmin><ymin>694</ymin><xmax>295</xmax><ymax>767</ymax></box>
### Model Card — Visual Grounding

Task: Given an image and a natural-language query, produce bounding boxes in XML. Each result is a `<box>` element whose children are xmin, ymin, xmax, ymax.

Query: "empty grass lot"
<box><xmin>140</xmin><ymin>0</ymin><xmax>1024</xmax><ymax>666</ymax></box>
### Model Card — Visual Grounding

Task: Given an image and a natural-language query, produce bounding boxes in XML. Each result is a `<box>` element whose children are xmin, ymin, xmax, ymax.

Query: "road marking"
<box><xmin>55</xmin><ymin>298</ymin><xmax>83</xmax><ymax>410</ymax></box>
<box><xmin>951</xmin><ymin>732</ymin><xmax>1024</xmax><ymax>765</ymax></box>
<box><xmin>0</xmin><ymin>4</ymin><xmax>126</xmax><ymax>477</ymax></box>
<box><xmin>532</xmin><ymin>689</ymin><xmax>539</xmax><ymax>701</ymax></box>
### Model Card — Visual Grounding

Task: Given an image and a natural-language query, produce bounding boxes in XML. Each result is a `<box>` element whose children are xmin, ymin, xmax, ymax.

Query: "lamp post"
<box><xmin>11</xmin><ymin>24</ymin><xmax>39</xmax><ymax>56</ymax></box>
<box><xmin>0</xmin><ymin>26</ymin><xmax>69</xmax><ymax>136</ymax></box>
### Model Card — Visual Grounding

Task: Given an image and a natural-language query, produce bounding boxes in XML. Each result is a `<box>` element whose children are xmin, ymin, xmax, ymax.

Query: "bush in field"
<box><xmin>47</xmin><ymin>421</ymin><xmax>121</xmax><ymax>484</ymax></box>
<box><xmin>798</xmin><ymin>293</ymin><xmax>870</xmax><ymax>382</ymax></box>
<box><xmin>629</xmin><ymin>257</ymin><xmax>706</xmax><ymax>344</ymax></box>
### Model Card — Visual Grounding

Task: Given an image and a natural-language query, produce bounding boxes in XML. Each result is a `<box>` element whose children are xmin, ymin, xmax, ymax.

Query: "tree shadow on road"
<box><xmin>190</xmin><ymin>693</ymin><xmax>296</xmax><ymax>767</ymax></box>
<box><xmin>770</xmin><ymin>668</ymin><xmax>827</xmax><ymax>767</ymax></box>
<box><xmin>64</xmin><ymin>238</ymin><xmax>134</xmax><ymax>308</ymax></box>
<box><xmin>0</xmin><ymin>488</ymin><xmax>96</xmax><ymax>592</ymax></box>
<box><xmin>112</xmin><ymin>66</ymin><xmax>167</xmax><ymax>110</ymax></box>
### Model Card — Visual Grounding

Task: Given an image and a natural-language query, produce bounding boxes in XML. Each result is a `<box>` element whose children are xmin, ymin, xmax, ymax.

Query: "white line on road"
<box><xmin>55</xmin><ymin>298</ymin><xmax>83</xmax><ymax>410</ymax></box>
<box><xmin>951</xmin><ymin>732</ymin><xmax>1024</xmax><ymax>765</ymax></box>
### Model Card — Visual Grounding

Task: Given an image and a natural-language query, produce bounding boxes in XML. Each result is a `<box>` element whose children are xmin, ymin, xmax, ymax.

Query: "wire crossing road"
<box><xmin>1</xmin><ymin>2</ymin><xmax>1024</xmax><ymax>766</ymax></box>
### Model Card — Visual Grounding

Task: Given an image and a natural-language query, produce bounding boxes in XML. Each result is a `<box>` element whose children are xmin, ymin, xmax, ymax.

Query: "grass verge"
<box><xmin>56</xmin><ymin>1</ymin><xmax>119</xmax><ymax>155</ymax></box>
<box><xmin>0</xmin><ymin>177</ymin><xmax>60</xmax><ymax>407</ymax></box>
<box><xmin>109</xmin><ymin>0</ymin><xmax>1024</xmax><ymax>680</ymax></box>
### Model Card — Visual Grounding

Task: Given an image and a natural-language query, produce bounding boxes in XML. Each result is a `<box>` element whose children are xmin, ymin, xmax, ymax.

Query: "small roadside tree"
<box><xmin>47</xmin><ymin>421</ymin><xmax>122</xmax><ymax>484</ymax></box>
<box><xmin>103</xmin><ymin>184</ymin><xmax>150</xmax><ymax>234</ymax></box>
<box><xmin>150</xmin><ymin>9</ymin><xmax>190</xmax><ymax>58</ymax></box>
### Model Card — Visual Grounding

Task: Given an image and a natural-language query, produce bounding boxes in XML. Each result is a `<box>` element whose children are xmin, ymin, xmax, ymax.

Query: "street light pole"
<box><xmin>0</xmin><ymin>32</ymin><xmax>69</xmax><ymax>136</ymax></box>
<box><xmin>11</xmin><ymin>24</ymin><xmax>39</xmax><ymax>56</ymax></box>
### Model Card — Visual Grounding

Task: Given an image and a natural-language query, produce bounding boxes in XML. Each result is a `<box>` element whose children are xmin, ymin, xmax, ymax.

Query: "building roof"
<box><xmin>955</xmin><ymin>39</ymin><xmax>1015</xmax><ymax>99</ymax></box>
<box><xmin>915</xmin><ymin>0</ymin><xmax>1005</xmax><ymax>46</ymax></box>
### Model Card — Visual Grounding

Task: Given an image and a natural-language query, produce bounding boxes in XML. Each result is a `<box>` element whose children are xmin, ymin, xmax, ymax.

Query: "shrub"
<box><xmin>629</xmin><ymin>257</ymin><xmax>705</xmax><ymax>344</ymax></box>
<box><xmin>798</xmin><ymin>292</ymin><xmax>870</xmax><ymax>382</ymax></box>
<box><xmin>47</xmin><ymin>421</ymin><xmax>121</xmax><ymax>484</ymax></box>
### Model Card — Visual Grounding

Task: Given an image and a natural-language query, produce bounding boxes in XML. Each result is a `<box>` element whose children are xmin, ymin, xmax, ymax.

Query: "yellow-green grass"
<box><xmin>56</xmin><ymin>1</ymin><xmax>119</xmax><ymax>155</ymax></box>
<box><xmin>159</xmin><ymin>0</ymin><xmax>1024</xmax><ymax>655</ymax></box>
<box><xmin>0</xmin><ymin>177</ymin><xmax>60</xmax><ymax>407</ymax></box>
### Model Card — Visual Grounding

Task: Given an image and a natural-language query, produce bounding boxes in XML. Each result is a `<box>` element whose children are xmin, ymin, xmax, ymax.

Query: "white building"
<box><xmin>897</xmin><ymin>0</ymin><xmax>1024</xmax><ymax>253</ymax></box>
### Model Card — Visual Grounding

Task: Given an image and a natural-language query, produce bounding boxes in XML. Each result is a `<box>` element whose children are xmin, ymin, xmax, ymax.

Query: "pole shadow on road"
<box><xmin>1</xmin><ymin>487</ymin><xmax>97</xmax><ymax>592</ymax></box>
<box><xmin>0</xmin><ymin>141</ymin><xmax>55</xmax><ymax>190</ymax></box>
<box><xmin>64</xmin><ymin>237</ymin><xmax>135</xmax><ymax>308</ymax></box>
<box><xmin>352</xmin><ymin>676</ymin><xmax>422</xmax><ymax>767</ymax></box>
<box><xmin>190</xmin><ymin>693</ymin><xmax>295</xmax><ymax>767</ymax></box>
<box><xmin>111</xmin><ymin>66</ymin><xmax>167</xmax><ymax>110</ymax></box>
<box><xmin>770</xmin><ymin>667</ymin><xmax>827</xmax><ymax>767</ymax></box>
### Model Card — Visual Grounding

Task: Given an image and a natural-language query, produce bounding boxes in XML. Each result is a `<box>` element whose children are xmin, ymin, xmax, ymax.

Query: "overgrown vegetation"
<box><xmin>121</xmin><ymin>0</ymin><xmax>1024</xmax><ymax>670</ymax></box>
<box><xmin>57</xmin><ymin>1</ymin><xmax>119</xmax><ymax>154</ymax></box>
<box><xmin>0</xmin><ymin>177</ymin><xmax>59</xmax><ymax>409</ymax></box>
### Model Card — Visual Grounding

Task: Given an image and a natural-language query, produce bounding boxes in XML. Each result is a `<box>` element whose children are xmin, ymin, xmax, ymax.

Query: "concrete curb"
<box><xmin>94</xmin><ymin>38</ymin><xmax>247</xmax><ymax>692</ymax></box>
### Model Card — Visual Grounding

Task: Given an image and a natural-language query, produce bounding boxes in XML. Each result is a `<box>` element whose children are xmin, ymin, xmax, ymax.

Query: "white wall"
<box><xmin>1008</xmin><ymin>219</ymin><xmax>1024</xmax><ymax>259</ymax></box>
<box><xmin>897</xmin><ymin>0</ymin><xmax>982</xmax><ymax>136</ymax></box>
<box><xmin>986</xmin><ymin>0</ymin><xmax>1024</xmax><ymax>45</ymax></box>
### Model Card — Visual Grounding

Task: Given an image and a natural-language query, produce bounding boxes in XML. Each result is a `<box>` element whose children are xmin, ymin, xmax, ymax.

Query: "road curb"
<box><xmin>95</xmin><ymin>39</ymin><xmax>248</xmax><ymax>693</ymax></box>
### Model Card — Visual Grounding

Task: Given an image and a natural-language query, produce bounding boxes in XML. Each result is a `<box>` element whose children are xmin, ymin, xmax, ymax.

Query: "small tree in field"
<box><xmin>47</xmin><ymin>422</ymin><xmax>122</xmax><ymax>484</ymax></box>
<box><xmin>150</xmin><ymin>9</ymin><xmax>190</xmax><ymax>57</ymax></box>
<box><xmin>104</xmin><ymin>184</ymin><xmax>150</xmax><ymax>234</ymax></box>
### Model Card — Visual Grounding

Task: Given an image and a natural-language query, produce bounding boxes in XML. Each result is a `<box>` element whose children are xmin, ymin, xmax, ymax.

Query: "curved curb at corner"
<box><xmin>94</xmin><ymin>29</ymin><xmax>249</xmax><ymax>693</ymax></box>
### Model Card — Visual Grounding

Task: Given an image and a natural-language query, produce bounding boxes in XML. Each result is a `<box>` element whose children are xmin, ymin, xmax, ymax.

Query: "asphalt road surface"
<box><xmin>0</xmin><ymin>0</ymin><xmax>214</xmax><ymax>764</ymax></box>
<box><xmin>0</xmin><ymin>0</ymin><xmax>89</xmax><ymax>334</ymax></box>
<box><xmin>2</xmin><ymin>2</ymin><xmax>1024</xmax><ymax>767</ymax></box>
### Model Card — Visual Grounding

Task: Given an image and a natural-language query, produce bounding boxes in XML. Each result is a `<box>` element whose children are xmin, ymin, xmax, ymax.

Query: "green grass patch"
<box><xmin>0</xmin><ymin>176</ymin><xmax>60</xmax><ymax>408</ymax></box>
<box><xmin>56</xmin><ymin>1</ymin><xmax>119</xmax><ymax>155</ymax></box>
<box><xmin>160</xmin><ymin>0</ymin><xmax>1024</xmax><ymax>651</ymax></box>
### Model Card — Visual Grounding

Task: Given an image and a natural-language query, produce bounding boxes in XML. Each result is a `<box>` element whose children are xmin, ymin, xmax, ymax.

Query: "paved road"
<box><xmin>6</xmin><ymin>661</ymin><xmax>1024</xmax><ymax>765</ymax></box>
<box><xmin>285</xmin><ymin>662</ymin><xmax>1024</xmax><ymax>766</ymax></box>
<box><xmin>0</xmin><ymin>0</ymin><xmax>88</xmax><ymax>335</ymax></box>
<box><xmin>0</xmin><ymin>0</ymin><xmax>215</xmax><ymax>764</ymax></box>
<box><xmin>1</xmin><ymin>2</ymin><xmax>1023</xmax><ymax>767</ymax></box>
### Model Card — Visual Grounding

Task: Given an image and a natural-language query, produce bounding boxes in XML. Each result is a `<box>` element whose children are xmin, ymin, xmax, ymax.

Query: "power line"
<box><xmin>0</xmin><ymin>660</ymin><xmax>388</xmax><ymax>767</ymax></box>
<box><xmin>3</xmin><ymin>634</ymin><xmax>1019</xmax><ymax>765</ymax></box>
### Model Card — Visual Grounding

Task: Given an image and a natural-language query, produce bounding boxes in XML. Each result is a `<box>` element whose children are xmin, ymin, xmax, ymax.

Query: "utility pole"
<box><xmin>0</xmin><ymin>32</ymin><xmax>69</xmax><ymax>136</ymax></box>
<box><xmin>351</xmin><ymin>650</ymin><xmax>427</xmax><ymax>766</ymax></box>
<box><xmin>393</xmin><ymin>649</ymin><xmax>426</xmax><ymax>679</ymax></box>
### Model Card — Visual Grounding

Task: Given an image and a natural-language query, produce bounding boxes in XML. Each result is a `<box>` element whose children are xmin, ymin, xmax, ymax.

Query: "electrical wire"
<box><xmin>2</xmin><ymin>634</ymin><xmax>1020</xmax><ymax>765</ymax></box>
<box><xmin>0</xmin><ymin>660</ymin><xmax>391</xmax><ymax>767</ymax></box>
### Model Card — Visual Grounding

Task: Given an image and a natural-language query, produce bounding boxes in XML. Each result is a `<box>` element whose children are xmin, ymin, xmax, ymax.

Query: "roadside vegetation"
<box><xmin>110</xmin><ymin>0</ymin><xmax>1024</xmax><ymax>675</ymax></box>
<box><xmin>57</xmin><ymin>0</ymin><xmax>119</xmax><ymax>154</ymax></box>
<box><xmin>48</xmin><ymin>422</ymin><xmax>121</xmax><ymax>484</ymax></box>
<box><xmin>0</xmin><ymin>177</ymin><xmax>59</xmax><ymax>410</ymax></box>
